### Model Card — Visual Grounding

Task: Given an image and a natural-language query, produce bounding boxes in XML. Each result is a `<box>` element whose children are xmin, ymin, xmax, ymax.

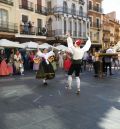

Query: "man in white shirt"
<box><xmin>104</xmin><ymin>46</ymin><xmax>114</xmax><ymax>75</ymax></box>
<box><xmin>66</xmin><ymin>35</ymin><xmax>91</xmax><ymax>95</ymax></box>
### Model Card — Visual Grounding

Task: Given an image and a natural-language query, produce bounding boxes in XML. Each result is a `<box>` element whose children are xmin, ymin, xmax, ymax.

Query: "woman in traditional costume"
<box><xmin>66</xmin><ymin>33</ymin><xmax>91</xmax><ymax>95</ymax></box>
<box><xmin>14</xmin><ymin>50</ymin><xmax>22</xmax><ymax>75</ymax></box>
<box><xmin>36</xmin><ymin>48</ymin><xmax>55</xmax><ymax>86</ymax></box>
<box><xmin>0</xmin><ymin>50</ymin><xmax>10</xmax><ymax>76</ymax></box>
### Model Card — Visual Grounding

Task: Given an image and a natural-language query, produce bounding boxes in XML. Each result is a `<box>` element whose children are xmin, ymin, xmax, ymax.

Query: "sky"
<box><xmin>102</xmin><ymin>0</ymin><xmax>120</xmax><ymax>20</ymax></box>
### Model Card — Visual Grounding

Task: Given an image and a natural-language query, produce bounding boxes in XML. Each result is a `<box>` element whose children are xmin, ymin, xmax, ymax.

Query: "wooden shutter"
<box><xmin>37</xmin><ymin>0</ymin><xmax>42</xmax><ymax>5</ymax></box>
<box><xmin>22</xmin><ymin>0</ymin><xmax>28</xmax><ymax>8</ymax></box>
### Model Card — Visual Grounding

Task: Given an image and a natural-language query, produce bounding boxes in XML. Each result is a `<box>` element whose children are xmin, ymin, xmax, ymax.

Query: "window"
<box><xmin>0</xmin><ymin>9</ymin><xmax>8</xmax><ymax>23</ymax></box>
<box><xmin>64</xmin><ymin>19</ymin><xmax>66</xmax><ymax>34</ymax></box>
<box><xmin>37</xmin><ymin>0</ymin><xmax>42</xmax><ymax>5</ymax></box>
<box><xmin>96</xmin><ymin>3</ymin><xmax>100</xmax><ymax>12</ymax></box>
<box><xmin>89</xmin><ymin>1</ymin><xmax>92</xmax><ymax>10</ymax></box>
<box><xmin>22</xmin><ymin>15</ymin><xmax>28</xmax><ymax>23</ymax></box>
<box><xmin>47</xmin><ymin>1</ymin><xmax>52</xmax><ymax>13</ymax></box>
<box><xmin>71</xmin><ymin>4</ymin><xmax>76</xmax><ymax>15</ymax></box>
<box><xmin>79</xmin><ymin>22</ymin><xmax>82</xmax><ymax>36</ymax></box>
<box><xmin>0</xmin><ymin>9</ymin><xmax>8</xmax><ymax>28</ymax></box>
<box><xmin>37</xmin><ymin>19</ymin><xmax>42</xmax><ymax>33</ymax></box>
<box><xmin>69</xmin><ymin>21</ymin><xmax>72</xmax><ymax>35</ymax></box>
<box><xmin>96</xmin><ymin>18</ymin><xmax>100</xmax><ymax>28</ymax></box>
<box><xmin>74</xmin><ymin>22</ymin><xmax>77</xmax><ymax>36</ymax></box>
<box><xmin>63</xmin><ymin>1</ymin><xmax>68</xmax><ymax>13</ymax></box>
<box><xmin>21</xmin><ymin>0</ymin><xmax>28</xmax><ymax>8</ymax></box>
<box><xmin>79</xmin><ymin>6</ymin><xmax>83</xmax><ymax>16</ymax></box>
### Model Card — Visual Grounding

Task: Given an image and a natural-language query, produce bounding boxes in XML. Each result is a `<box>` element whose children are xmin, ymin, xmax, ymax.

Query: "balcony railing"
<box><xmin>88</xmin><ymin>5</ymin><xmax>103</xmax><ymax>13</ymax></box>
<box><xmin>73</xmin><ymin>31</ymin><xmax>77</xmax><ymax>37</ymax></box>
<box><xmin>19</xmin><ymin>0</ymin><xmax>34</xmax><ymax>11</ymax></box>
<box><xmin>35</xmin><ymin>5</ymin><xmax>47</xmax><ymax>15</ymax></box>
<box><xmin>0</xmin><ymin>21</ymin><xmax>18</xmax><ymax>33</ymax></box>
<box><xmin>90</xmin><ymin>22</ymin><xmax>101</xmax><ymax>28</ymax></box>
<box><xmin>78</xmin><ymin>31</ymin><xmax>82</xmax><ymax>37</ymax></box>
<box><xmin>47</xmin><ymin>7</ymin><xmax>88</xmax><ymax>18</ymax></box>
<box><xmin>0</xmin><ymin>0</ymin><xmax>13</xmax><ymax>6</ymax></box>
<box><xmin>47</xmin><ymin>29</ymin><xmax>87</xmax><ymax>38</ymax></box>
<box><xmin>103</xmin><ymin>29</ymin><xmax>110</xmax><ymax>32</ymax></box>
<box><xmin>20</xmin><ymin>25</ymin><xmax>47</xmax><ymax>36</ymax></box>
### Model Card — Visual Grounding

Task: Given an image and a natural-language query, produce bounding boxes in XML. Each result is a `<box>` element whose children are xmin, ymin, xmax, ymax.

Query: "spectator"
<box><xmin>29</xmin><ymin>51</ymin><xmax>34</xmax><ymax>70</ymax></box>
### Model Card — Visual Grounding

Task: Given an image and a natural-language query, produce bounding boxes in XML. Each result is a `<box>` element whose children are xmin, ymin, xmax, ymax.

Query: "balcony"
<box><xmin>20</xmin><ymin>25</ymin><xmax>47</xmax><ymax>36</ymax></box>
<box><xmin>47</xmin><ymin>29</ymin><xmax>87</xmax><ymax>39</ymax></box>
<box><xmin>73</xmin><ymin>31</ymin><xmax>77</xmax><ymax>37</ymax></box>
<box><xmin>0</xmin><ymin>0</ymin><xmax>13</xmax><ymax>6</ymax></box>
<box><xmin>19</xmin><ymin>0</ymin><xmax>34</xmax><ymax>11</ymax></box>
<box><xmin>47</xmin><ymin>7</ymin><xmax>88</xmax><ymax>18</ymax></box>
<box><xmin>103</xmin><ymin>29</ymin><xmax>110</xmax><ymax>32</ymax></box>
<box><xmin>88</xmin><ymin>5</ymin><xmax>103</xmax><ymax>13</ymax></box>
<box><xmin>35</xmin><ymin>5</ymin><xmax>47</xmax><ymax>15</ymax></box>
<box><xmin>78</xmin><ymin>31</ymin><xmax>82</xmax><ymax>37</ymax></box>
<box><xmin>0</xmin><ymin>21</ymin><xmax>18</xmax><ymax>33</ymax></box>
<box><xmin>90</xmin><ymin>22</ymin><xmax>101</xmax><ymax>29</ymax></box>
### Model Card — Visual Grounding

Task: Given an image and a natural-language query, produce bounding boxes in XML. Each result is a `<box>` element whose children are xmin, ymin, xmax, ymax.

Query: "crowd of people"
<box><xmin>0</xmin><ymin>35</ymin><xmax>120</xmax><ymax>95</ymax></box>
<box><xmin>20</xmin><ymin>21</ymin><xmax>47</xmax><ymax>36</ymax></box>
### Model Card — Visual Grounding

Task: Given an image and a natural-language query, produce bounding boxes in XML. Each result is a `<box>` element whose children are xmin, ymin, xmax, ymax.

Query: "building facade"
<box><xmin>102</xmin><ymin>12</ymin><xmax>120</xmax><ymax>49</ymax></box>
<box><xmin>0</xmin><ymin>0</ymin><xmax>18</xmax><ymax>39</ymax></box>
<box><xmin>46</xmin><ymin>0</ymin><xmax>89</xmax><ymax>43</ymax></box>
<box><xmin>0</xmin><ymin>0</ymin><xmax>47</xmax><ymax>43</ymax></box>
<box><xmin>88</xmin><ymin>0</ymin><xmax>103</xmax><ymax>49</ymax></box>
<box><xmin>102</xmin><ymin>14</ymin><xmax>110</xmax><ymax>49</ymax></box>
<box><xmin>0</xmin><ymin>0</ymin><xmax>89</xmax><ymax>43</ymax></box>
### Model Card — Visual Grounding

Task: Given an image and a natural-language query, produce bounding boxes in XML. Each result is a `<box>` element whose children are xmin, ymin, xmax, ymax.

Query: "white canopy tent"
<box><xmin>22</xmin><ymin>41</ymin><xmax>38</xmax><ymax>49</ymax></box>
<box><xmin>55</xmin><ymin>45</ymin><xmax>68</xmax><ymax>51</ymax></box>
<box><xmin>39</xmin><ymin>43</ymin><xmax>53</xmax><ymax>49</ymax></box>
<box><xmin>0</xmin><ymin>47</ymin><xmax>4</xmax><ymax>50</ymax></box>
<box><xmin>0</xmin><ymin>39</ymin><xmax>25</xmax><ymax>48</ymax></box>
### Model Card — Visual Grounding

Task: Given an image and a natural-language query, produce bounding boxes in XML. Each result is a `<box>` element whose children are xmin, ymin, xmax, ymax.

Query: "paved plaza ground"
<box><xmin>0</xmin><ymin>69</ymin><xmax>120</xmax><ymax>129</ymax></box>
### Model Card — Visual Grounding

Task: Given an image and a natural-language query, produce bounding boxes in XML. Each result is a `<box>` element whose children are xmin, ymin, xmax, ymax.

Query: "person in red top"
<box><xmin>29</xmin><ymin>51</ymin><xmax>34</xmax><ymax>70</ymax></box>
<box><xmin>64</xmin><ymin>52</ymin><xmax>72</xmax><ymax>72</ymax></box>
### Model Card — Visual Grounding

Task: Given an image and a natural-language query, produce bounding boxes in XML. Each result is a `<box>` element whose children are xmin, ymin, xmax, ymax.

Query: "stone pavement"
<box><xmin>0</xmin><ymin>69</ymin><xmax>120</xmax><ymax>129</ymax></box>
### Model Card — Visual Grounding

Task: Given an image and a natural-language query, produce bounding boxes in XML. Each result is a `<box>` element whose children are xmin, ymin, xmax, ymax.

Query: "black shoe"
<box><xmin>94</xmin><ymin>75</ymin><xmax>98</xmax><ymax>77</ymax></box>
<box><xmin>76</xmin><ymin>91</ymin><xmax>80</xmax><ymax>95</ymax></box>
<box><xmin>110</xmin><ymin>73</ymin><xmax>114</xmax><ymax>76</ymax></box>
<box><xmin>43</xmin><ymin>82</ymin><xmax>48</xmax><ymax>86</ymax></box>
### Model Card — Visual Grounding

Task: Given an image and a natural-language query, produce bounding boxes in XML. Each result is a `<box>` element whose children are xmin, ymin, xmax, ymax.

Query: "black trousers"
<box><xmin>105</xmin><ymin>62</ymin><xmax>112</xmax><ymax>75</ymax></box>
<box><xmin>93</xmin><ymin>61</ymin><xmax>100</xmax><ymax>75</ymax></box>
<box><xmin>68</xmin><ymin>63</ymin><xmax>81</xmax><ymax>77</ymax></box>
